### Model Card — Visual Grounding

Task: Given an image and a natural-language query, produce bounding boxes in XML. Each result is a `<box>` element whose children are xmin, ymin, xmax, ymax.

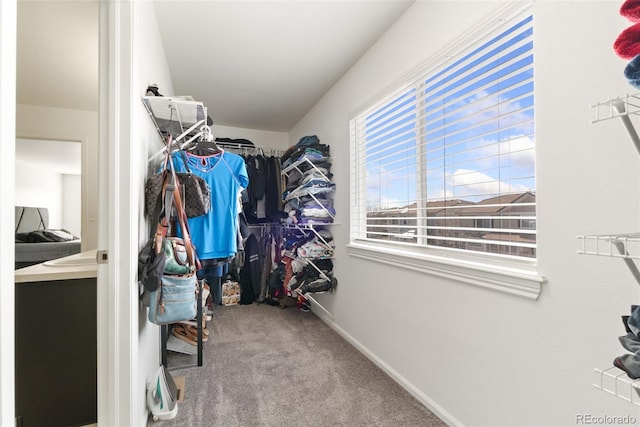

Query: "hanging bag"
<box><xmin>138</xmin><ymin>169</ymin><xmax>170</xmax><ymax>293</ymax></box>
<box><xmin>144</xmin><ymin>135</ymin><xmax>211</xmax><ymax>218</ymax></box>
<box><xmin>147</xmin><ymin>158</ymin><xmax>200</xmax><ymax>325</ymax></box>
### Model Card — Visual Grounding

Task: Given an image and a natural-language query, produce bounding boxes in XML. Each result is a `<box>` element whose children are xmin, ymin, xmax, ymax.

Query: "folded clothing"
<box><xmin>621</xmin><ymin>0</ymin><xmax>640</xmax><ymax>22</ymax></box>
<box><xmin>285</xmin><ymin>184</ymin><xmax>335</xmax><ymax>201</ymax></box>
<box><xmin>614</xmin><ymin>23</ymin><xmax>640</xmax><ymax>59</ymax></box>
<box><xmin>298</xmin><ymin>277</ymin><xmax>337</xmax><ymax>294</ymax></box>
<box><xmin>614</xmin><ymin>353</ymin><xmax>640</xmax><ymax>379</ymax></box>
<box><xmin>297</xmin><ymin>241</ymin><xmax>333</xmax><ymax>258</ymax></box>
<box><xmin>628</xmin><ymin>305</ymin><xmax>640</xmax><ymax>338</ymax></box>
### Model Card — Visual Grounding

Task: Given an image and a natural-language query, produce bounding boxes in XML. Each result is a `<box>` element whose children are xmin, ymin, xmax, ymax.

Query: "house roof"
<box><xmin>451</xmin><ymin>192</ymin><xmax>535</xmax><ymax>216</ymax></box>
<box><xmin>368</xmin><ymin>192</ymin><xmax>535</xmax><ymax>218</ymax></box>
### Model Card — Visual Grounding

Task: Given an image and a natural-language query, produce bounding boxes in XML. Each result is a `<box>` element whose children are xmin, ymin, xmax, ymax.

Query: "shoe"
<box><xmin>296</xmin><ymin>295</ymin><xmax>310</xmax><ymax>312</ymax></box>
<box><xmin>145</xmin><ymin>84</ymin><xmax>163</xmax><ymax>96</ymax></box>
<box><xmin>185</xmin><ymin>324</ymin><xmax>208</xmax><ymax>342</ymax></box>
<box><xmin>299</xmin><ymin>278</ymin><xmax>332</xmax><ymax>294</ymax></box>
<box><xmin>171</xmin><ymin>324</ymin><xmax>196</xmax><ymax>346</ymax></box>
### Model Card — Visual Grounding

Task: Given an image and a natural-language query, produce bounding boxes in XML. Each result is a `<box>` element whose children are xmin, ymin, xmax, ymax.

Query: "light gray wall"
<box><xmin>132</xmin><ymin>2</ymin><xmax>176</xmax><ymax>424</ymax></box>
<box><xmin>291</xmin><ymin>1</ymin><xmax>640</xmax><ymax>425</ymax></box>
<box><xmin>213</xmin><ymin>124</ymin><xmax>290</xmax><ymax>151</ymax></box>
<box><xmin>15</xmin><ymin>138</ymin><xmax>82</xmax><ymax>236</ymax></box>
<box><xmin>62</xmin><ymin>174</ymin><xmax>81</xmax><ymax>237</ymax></box>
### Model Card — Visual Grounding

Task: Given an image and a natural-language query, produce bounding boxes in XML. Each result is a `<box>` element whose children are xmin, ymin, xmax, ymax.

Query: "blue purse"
<box><xmin>148</xmin><ymin>274</ymin><xmax>197</xmax><ymax>325</ymax></box>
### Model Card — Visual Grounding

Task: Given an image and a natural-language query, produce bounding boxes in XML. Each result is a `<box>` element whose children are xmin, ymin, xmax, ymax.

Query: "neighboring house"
<box><xmin>366</xmin><ymin>192</ymin><xmax>536</xmax><ymax>258</ymax></box>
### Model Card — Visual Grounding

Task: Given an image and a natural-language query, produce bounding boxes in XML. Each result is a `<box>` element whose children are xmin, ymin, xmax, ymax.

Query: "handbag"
<box><xmin>138</xmin><ymin>236</ymin><xmax>166</xmax><ymax>292</ymax></box>
<box><xmin>145</xmin><ymin>136</ymin><xmax>211</xmax><ymax>218</ymax></box>
<box><xmin>176</xmin><ymin>171</ymin><xmax>211</xmax><ymax>218</ymax></box>
<box><xmin>138</xmin><ymin>172</ymin><xmax>169</xmax><ymax>293</ymax></box>
<box><xmin>147</xmin><ymin>274</ymin><xmax>197</xmax><ymax>325</ymax></box>
<box><xmin>163</xmin><ymin>237</ymin><xmax>194</xmax><ymax>275</ymax></box>
<box><xmin>147</xmin><ymin>162</ymin><xmax>200</xmax><ymax>325</ymax></box>
<box><xmin>145</xmin><ymin>171</ymin><xmax>210</xmax><ymax>218</ymax></box>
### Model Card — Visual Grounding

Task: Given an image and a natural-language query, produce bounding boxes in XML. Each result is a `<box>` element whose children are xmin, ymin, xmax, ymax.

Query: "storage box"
<box><xmin>221</xmin><ymin>280</ymin><xmax>240</xmax><ymax>306</ymax></box>
<box><xmin>174</xmin><ymin>376</ymin><xmax>186</xmax><ymax>402</ymax></box>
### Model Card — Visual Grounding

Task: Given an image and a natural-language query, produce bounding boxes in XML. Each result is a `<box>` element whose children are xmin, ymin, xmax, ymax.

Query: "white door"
<box><xmin>0</xmin><ymin>0</ymin><xmax>17</xmax><ymax>424</ymax></box>
<box><xmin>97</xmin><ymin>1</ymin><xmax>137</xmax><ymax>425</ymax></box>
<box><xmin>0</xmin><ymin>0</ymin><xmax>137</xmax><ymax>424</ymax></box>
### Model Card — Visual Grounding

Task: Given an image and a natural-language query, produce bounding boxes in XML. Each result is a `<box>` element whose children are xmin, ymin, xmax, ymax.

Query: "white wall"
<box><xmin>15</xmin><ymin>138</ymin><xmax>82</xmax><ymax>235</ymax></box>
<box><xmin>213</xmin><ymin>124</ymin><xmax>289</xmax><ymax>151</ymax></box>
<box><xmin>14</xmin><ymin>164</ymin><xmax>62</xmax><ymax>227</ymax></box>
<box><xmin>62</xmin><ymin>174</ymin><xmax>81</xmax><ymax>236</ymax></box>
<box><xmin>0</xmin><ymin>2</ymin><xmax>16</xmax><ymax>422</ymax></box>
<box><xmin>16</xmin><ymin>104</ymin><xmax>98</xmax><ymax>250</ymax></box>
<box><xmin>132</xmin><ymin>2</ymin><xmax>176</xmax><ymax>425</ymax></box>
<box><xmin>291</xmin><ymin>1</ymin><xmax>640</xmax><ymax>425</ymax></box>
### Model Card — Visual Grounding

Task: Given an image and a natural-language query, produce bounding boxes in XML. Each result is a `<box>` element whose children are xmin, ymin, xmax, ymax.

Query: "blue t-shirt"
<box><xmin>171</xmin><ymin>150</ymin><xmax>248</xmax><ymax>260</ymax></box>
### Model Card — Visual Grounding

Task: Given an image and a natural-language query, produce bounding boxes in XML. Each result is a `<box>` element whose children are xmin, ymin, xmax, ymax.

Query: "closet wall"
<box><xmin>291</xmin><ymin>1</ymin><xmax>639</xmax><ymax>425</ymax></box>
<box><xmin>132</xmin><ymin>2</ymin><xmax>175</xmax><ymax>424</ymax></box>
<box><xmin>213</xmin><ymin>124</ymin><xmax>289</xmax><ymax>150</ymax></box>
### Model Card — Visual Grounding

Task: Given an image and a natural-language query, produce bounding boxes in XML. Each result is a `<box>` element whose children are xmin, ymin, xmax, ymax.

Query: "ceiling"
<box><xmin>16</xmin><ymin>0</ymin><xmax>413</xmax><ymax>132</ymax></box>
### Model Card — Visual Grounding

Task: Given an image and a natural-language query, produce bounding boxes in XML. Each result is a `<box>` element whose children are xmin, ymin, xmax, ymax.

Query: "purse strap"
<box><xmin>165</xmin><ymin>144</ymin><xmax>199</xmax><ymax>271</ymax></box>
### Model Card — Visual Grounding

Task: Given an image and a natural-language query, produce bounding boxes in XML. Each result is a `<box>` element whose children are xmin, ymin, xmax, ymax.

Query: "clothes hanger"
<box><xmin>183</xmin><ymin>126</ymin><xmax>222</xmax><ymax>156</ymax></box>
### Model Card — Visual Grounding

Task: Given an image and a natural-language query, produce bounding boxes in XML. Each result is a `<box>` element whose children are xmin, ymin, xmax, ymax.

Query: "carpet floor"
<box><xmin>152</xmin><ymin>303</ymin><xmax>446</xmax><ymax>427</ymax></box>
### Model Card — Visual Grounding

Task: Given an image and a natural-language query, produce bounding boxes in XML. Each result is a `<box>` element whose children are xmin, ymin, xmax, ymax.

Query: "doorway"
<box><xmin>15</xmin><ymin>138</ymin><xmax>82</xmax><ymax>238</ymax></box>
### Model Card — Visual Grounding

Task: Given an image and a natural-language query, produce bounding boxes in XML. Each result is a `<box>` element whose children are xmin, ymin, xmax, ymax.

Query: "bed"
<box><xmin>15</xmin><ymin>206</ymin><xmax>81</xmax><ymax>269</ymax></box>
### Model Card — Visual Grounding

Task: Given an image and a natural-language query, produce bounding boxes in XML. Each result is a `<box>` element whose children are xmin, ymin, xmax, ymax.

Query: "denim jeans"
<box><xmin>197</xmin><ymin>263</ymin><xmax>228</xmax><ymax>306</ymax></box>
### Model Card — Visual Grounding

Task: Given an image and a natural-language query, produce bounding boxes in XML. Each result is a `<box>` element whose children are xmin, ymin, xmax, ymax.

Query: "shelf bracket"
<box><xmin>613</xmin><ymin>99</ymin><xmax>640</xmax><ymax>156</ymax></box>
<box><xmin>611</xmin><ymin>239</ymin><xmax>640</xmax><ymax>287</ymax></box>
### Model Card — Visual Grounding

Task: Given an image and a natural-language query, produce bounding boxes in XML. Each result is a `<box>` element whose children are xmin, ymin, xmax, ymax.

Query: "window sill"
<box><xmin>346</xmin><ymin>242</ymin><xmax>546</xmax><ymax>300</ymax></box>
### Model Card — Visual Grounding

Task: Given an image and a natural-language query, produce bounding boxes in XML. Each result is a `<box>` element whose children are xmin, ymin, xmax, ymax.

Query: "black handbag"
<box><xmin>138</xmin><ymin>233</ymin><xmax>166</xmax><ymax>292</ymax></box>
<box><xmin>145</xmin><ymin>138</ymin><xmax>211</xmax><ymax>218</ymax></box>
<box><xmin>138</xmin><ymin>172</ymin><xmax>169</xmax><ymax>292</ymax></box>
<box><xmin>176</xmin><ymin>171</ymin><xmax>211</xmax><ymax>218</ymax></box>
<box><xmin>145</xmin><ymin>172</ymin><xmax>210</xmax><ymax>218</ymax></box>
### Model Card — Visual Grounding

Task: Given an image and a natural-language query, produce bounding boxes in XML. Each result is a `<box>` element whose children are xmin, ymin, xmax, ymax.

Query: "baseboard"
<box><xmin>308</xmin><ymin>298</ymin><xmax>461</xmax><ymax>427</ymax></box>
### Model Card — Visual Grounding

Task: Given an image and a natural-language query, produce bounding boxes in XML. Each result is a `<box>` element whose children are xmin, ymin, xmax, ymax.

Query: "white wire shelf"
<box><xmin>577</xmin><ymin>233</ymin><xmax>640</xmax><ymax>259</ymax></box>
<box><xmin>591</xmin><ymin>93</ymin><xmax>640</xmax><ymax>124</ymax></box>
<box><xmin>281</xmin><ymin>156</ymin><xmax>332</xmax><ymax>176</ymax></box>
<box><xmin>594</xmin><ymin>366</ymin><xmax>640</xmax><ymax>406</ymax></box>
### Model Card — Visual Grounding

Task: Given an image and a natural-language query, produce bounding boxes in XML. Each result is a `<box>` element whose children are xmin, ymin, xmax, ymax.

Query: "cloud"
<box><xmin>445</xmin><ymin>168</ymin><xmax>530</xmax><ymax>199</ymax></box>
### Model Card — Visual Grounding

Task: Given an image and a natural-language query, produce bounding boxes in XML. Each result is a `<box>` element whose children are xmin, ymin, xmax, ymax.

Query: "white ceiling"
<box><xmin>17</xmin><ymin>1</ymin><xmax>99</xmax><ymax>113</ymax></box>
<box><xmin>17</xmin><ymin>0</ymin><xmax>413</xmax><ymax>132</ymax></box>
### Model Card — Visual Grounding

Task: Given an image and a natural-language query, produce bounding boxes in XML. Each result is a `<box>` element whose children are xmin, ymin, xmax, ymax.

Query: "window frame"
<box><xmin>347</xmin><ymin>2</ymin><xmax>545</xmax><ymax>300</ymax></box>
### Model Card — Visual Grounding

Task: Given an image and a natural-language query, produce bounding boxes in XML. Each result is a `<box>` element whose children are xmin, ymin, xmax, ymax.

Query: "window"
<box><xmin>350</xmin><ymin>11</ymin><xmax>535</xmax><ymax>264</ymax></box>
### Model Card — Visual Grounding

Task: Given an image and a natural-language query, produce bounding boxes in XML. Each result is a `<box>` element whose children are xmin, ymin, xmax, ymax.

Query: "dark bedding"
<box><xmin>15</xmin><ymin>241</ymin><xmax>81</xmax><ymax>263</ymax></box>
<box><xmin>15</xmin><ymin>206</ymin><xmax>81</xmax><ymax>268</ymax></box>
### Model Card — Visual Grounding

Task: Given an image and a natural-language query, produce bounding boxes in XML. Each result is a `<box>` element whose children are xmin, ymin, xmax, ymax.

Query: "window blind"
<box><xmin>350</xmin><ymin>13</ymin><xmax>535</xmax><ymax>260</ymax></box>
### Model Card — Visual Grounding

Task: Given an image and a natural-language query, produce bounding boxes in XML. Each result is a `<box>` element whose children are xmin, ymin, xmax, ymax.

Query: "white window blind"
<box><xmin>350</xmin><ymin>13</ymin><xmax>535</xmax><ymax>261</ymax></box>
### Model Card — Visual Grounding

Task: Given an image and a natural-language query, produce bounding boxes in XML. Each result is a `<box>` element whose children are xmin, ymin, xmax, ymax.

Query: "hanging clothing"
<box><xmin>265</xmin><ymin>156</ymin><xmax>283</xmax><ymax>221</ymax></box>
<box><xmin>239</xmin><ymin>233</ymin><xmax>261</xmax><ymax>305</ymax></box>
<box><xmin>172</xmin><ymin>150</ymin><xmax>249</xmax><ymax>260</ymax></box>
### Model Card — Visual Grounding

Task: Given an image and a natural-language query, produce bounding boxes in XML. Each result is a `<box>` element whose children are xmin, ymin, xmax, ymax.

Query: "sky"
<box><xmin>362</xmin><ymin>14</ymin><xmax>534</xmax><ymax>212</ymax></box>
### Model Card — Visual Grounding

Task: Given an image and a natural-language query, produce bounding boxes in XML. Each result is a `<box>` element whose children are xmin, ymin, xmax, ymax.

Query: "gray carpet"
<box><xmin>153</xmin><ymin>303</ymin><xmax>446</xmax><ymax>427</ymax></box>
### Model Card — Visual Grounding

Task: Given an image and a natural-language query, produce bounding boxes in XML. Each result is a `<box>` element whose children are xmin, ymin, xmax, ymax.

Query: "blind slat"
<box><xmin>350</xmin><ymin>12</ymin><xmax>535</xmax><ymax>260</ymax></box>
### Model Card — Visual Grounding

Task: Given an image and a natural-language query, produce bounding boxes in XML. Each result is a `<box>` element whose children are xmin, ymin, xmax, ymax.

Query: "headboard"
<box><xmin>15</xmin><ymin>206</ymin><xmax>49</xmax><ymax>234</ymax></box>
